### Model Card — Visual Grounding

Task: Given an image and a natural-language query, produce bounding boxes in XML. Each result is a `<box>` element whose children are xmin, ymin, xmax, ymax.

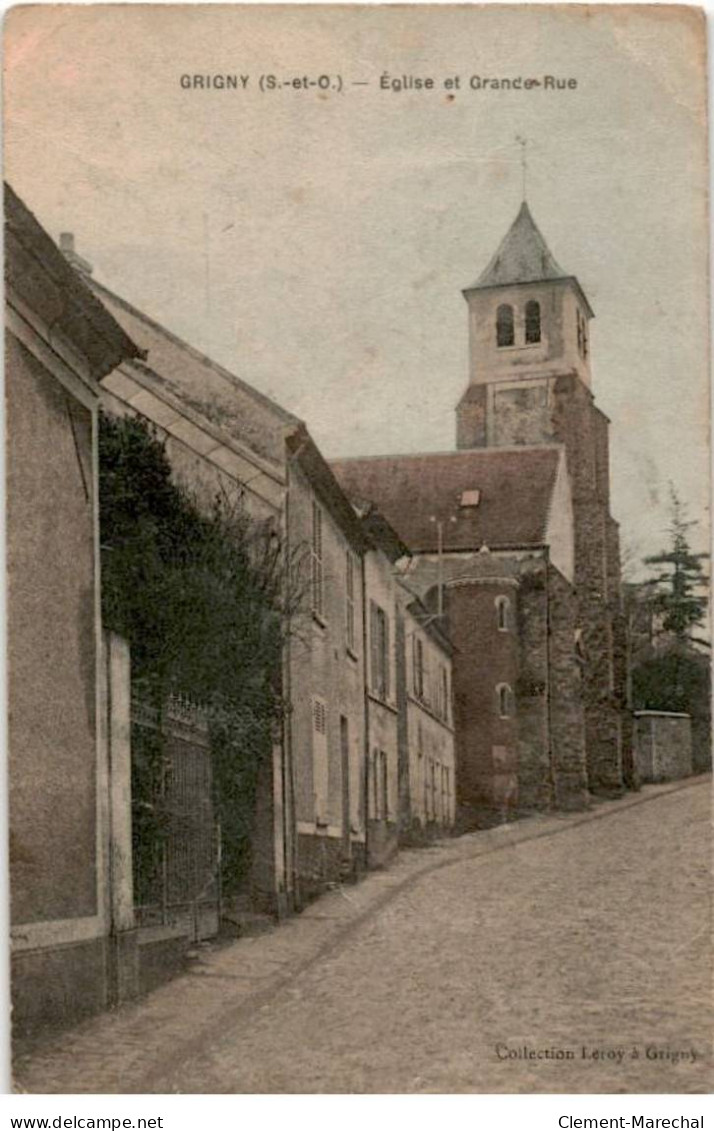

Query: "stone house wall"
<box><xmin>6</xmin><ymin>185</ymin><xmax>140</xmax><ymax>1039</ymax></box>
<box><xmin>398</xmin><ymin>593</ymin><xmax>455</xmax><ymax>837</ymax></box>
<box><xmin>287</xmin><ymin>458</ymin><xmax>367</xmax><ymax>900</ymax></box>
<box><xmin>364</xmin><ymin>546</ymin><xmax>400</xmax><ymax>867</ymax></box>
<box><xmin>8</xmin><ymin>333</ymin><xmax>107</xmax><ymax>1038</ymax></box>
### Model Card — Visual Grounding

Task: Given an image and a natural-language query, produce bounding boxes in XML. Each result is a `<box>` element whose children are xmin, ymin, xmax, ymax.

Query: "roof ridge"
<box><xmin>331</xmin><ymin>444</ymin><xmax>564</xmax><ymax>464</ymax></box>
<box><xmin>541</xmin><ymin>446</ymin><xmax>566</xmax><ymax>541</ymax></box>
<box><xmin>87</xmin><ymin>275</ymin><xmax>300</xmax><ymax>426</ymax></box>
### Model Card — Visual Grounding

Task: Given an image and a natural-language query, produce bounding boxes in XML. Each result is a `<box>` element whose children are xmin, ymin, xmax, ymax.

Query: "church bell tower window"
<box><xmin>496</xmin><ymin>304</ymin><xmax>515</xmax><ymax>347</ymax></box>
<box><xmin>577</xmin><ymin>309</ymin><xmax>589</xmax><ymax>359</ymax></box>
<box><xmin>525</xmin><ymin>300</ymin><xmax>541</xmax><ymax>344</ymax></box>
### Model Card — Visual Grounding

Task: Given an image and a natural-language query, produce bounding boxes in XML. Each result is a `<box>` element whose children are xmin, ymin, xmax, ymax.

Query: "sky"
<box><xmin>4</xmin><ymin>4</ymin><xmax>710</xmax><ymax>571</ymax></box>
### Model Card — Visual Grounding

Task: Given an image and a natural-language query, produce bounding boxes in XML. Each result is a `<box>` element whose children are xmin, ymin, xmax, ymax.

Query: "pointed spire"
<box><xmin>470</xmin><ymin>202</ymin><xmax>567</xmax><ymax>289</ymax></box>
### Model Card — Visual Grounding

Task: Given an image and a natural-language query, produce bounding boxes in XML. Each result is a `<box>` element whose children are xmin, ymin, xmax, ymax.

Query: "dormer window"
<box><xmin>460</xmin><ymin>489</ymin><xmax>481</xmax><ymax>508</ymax></box>
<box><xmin>525</xmin><ymin>300</ymin><xmax>541</xmax><ymax>344</ymax></box>
<box><xmin>496</xmin><ymin>304</ymin><xmax>514</xmax><ymax>348</ymax></box>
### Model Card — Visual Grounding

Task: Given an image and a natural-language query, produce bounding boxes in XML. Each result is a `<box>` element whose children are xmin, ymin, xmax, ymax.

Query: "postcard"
<box><xmin>4</xmin><ymin>4</ymin><xmax>711</xmax><ymax>1095</ymax></box>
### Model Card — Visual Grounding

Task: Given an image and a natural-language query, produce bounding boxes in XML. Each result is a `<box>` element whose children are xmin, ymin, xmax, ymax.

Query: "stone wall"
<box><xmin>397</xmin><ymin>593</ymin><xmax>456</xmax><ymax>838</ymax></box>
<box><xmin>552</xmin><ymin>374</ymin><xmax>625</xmax><ymax>795</ymax></box>
<box><xmin>287</xmin><ymin>460</ymin><xmax>366</xmax><ymax>897</ymax></box>
<box><xmin>634</xmin><ymin>712</ymin><xmax>693</xmax><ymax>783</ymax></box>
<box><xmin>456</xmin><ymin>368</ymin><xmax>627</xmax><ymax>799</ymax></box>
<box><xmin>8</xmin><ymin>335</ymin><xmax>99</xmax><ymax>926</ymax></box>
<box><xmin>546</xmin><ymin>565</ymin><xmax>589</xmax><ymax>810</ymax></box>
<box><xmin>515</xmin><ymin>563</ymin><xmax>550</xmax><ymax>811</ymax></box>
<box><xmin>446</xmin><ymin>576</ymin><xmax>520</xmax><ymax>825</ymax></box>
<box><xmin>456</xmin><ymin>383</ymin><xmax>487</xmax><ymax>449</ymax></box>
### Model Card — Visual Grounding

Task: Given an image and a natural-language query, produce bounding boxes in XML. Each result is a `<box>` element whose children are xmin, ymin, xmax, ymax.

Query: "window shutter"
<box><xmin>312</xmin><ymin>696</ymin><xmax>328</xmax><ymax>823</ymax></box>
<box><xmin>383</xmin><ymin>613</ymin><xmax>390</xmax><ymax>698</ymax></box>
<box><xmin>370</xmin><ymin>601</ymin><xmax>379</xmax><ymax>694</ymax></box>
<box><xmin>381</xmin><ymin>751</ymin><xmax>389</xmax><ymax>820</ymax></box>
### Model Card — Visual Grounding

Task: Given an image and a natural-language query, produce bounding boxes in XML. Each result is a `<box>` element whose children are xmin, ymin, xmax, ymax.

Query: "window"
<box><xmin>431</xmin><ymin>761</ymin><xmax>438</xmax><ymax>819</ymax></box>
<box><xmin>423</xmin><ymin>755</ymin><xmax>429</xmax><ymax>820</ymax></box>
<box><xmin>496</xmin><ymin>304</ymin><xmax>515</xmax><ymax>347</ymax></box>
<box><xmin>311</xmin><ymin>501</ymin><xmax>324</xmax><ymax>618</ymax></box>
<box><xmin>525</xmin><ymin>300</ymin><xmax>541</xmax><ymax>344</ymax></box>
<box><xmin>577</xmin><ymin>309</ymin><xmax>589</xmax><ymax>360</ymax></box>
<box><xmin>345</xmin><ymin>553</ymin><xmax>356</xmax><ymax>652</ymax></box>
<box><xmin>441</xmin><ymin>666</ymin><xmax>449</xmax><ymax>720</ymax></box>
<box><xmin>413</xmin><ymin>635</ymin><xmax>425</xmax><ymax>699</ymax></box>
<box><xmin>496</xmin><ymin>595</ymin><xmax>510</xmax><ymax>632</ymax></box>
<box><xmin>381</xmin><ymin>751</ymin><xmax>389</xmax><ymax>821</ymax></box>
<box><xmin>497</xmin><ymin>683</ymin><xmax>513</xmax><ymax>719</ymax></box>
<box><xmin>372</xmin><ymin>749</ymin><xmax>388</xmax><ymax>820</ymax></box>
<box><xmin>370</xmin><ymin>601</ymin><xmax>390</xmax><ymax>699</ymax></box>
<box><xmin>372</xmin><ymin>748</ymin><xmax>380</xmax><ymax>820</ymax></box>
<box><xmin>312</xmin><ymin>696</ymin><xmax>328</xmax><ymax>823</ymax></box>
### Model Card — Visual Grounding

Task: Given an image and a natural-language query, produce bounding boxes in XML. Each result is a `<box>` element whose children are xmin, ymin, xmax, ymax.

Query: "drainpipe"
<box><xmin>361</xmin><ymin>553</ymin><xmax>371</xmax><ymax>866</ymax></box>
<box><xmin>428</xmin><ymin>517</ymin><xmax>444</xmax><ymax>618</ymax></box>
<box><xmin>283</xmin><ymin>460</ymin><xmax>298</xmax><ymax>909</ymax></box>
<box><xmin>543</xmin><ymin>547</ymin><xmax>557</xmax><ymax>808</ymax></box>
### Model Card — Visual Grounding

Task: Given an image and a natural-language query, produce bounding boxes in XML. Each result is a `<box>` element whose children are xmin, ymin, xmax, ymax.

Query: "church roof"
<box><xmin>330</xmin><ymin>446</ymin><xmax>562</xmax><ymax>554</ymax></box>
<box><xmin>469</xmin><ymin>201</ymin><xmax>567</xmax><ymax>289</ymax></box>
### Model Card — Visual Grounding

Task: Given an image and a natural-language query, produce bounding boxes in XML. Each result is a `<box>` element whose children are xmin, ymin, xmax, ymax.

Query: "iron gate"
<box><xmin>131</xmin><ymin>694</ymin><xmax>220</xmax><ymax>941</ymax></box>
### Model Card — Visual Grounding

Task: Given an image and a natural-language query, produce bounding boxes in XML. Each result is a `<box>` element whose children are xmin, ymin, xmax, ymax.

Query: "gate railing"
<box><xmin>131</xmin><ymin>693</ymin><xmax>221</xmax><ymax>941</ymax></box>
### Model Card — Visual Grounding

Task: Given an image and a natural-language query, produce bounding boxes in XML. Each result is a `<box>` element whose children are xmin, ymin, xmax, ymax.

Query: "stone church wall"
<box><xmin>515</xmin><ymin>562</ymin><xmax>551</xmax><ymax>811</ymax></box>
<box><xmin>446</xmin><ymin>578</ymin><xmax>519</xmax><ymax>825</ymax></box>
<box><xmin>552</xmin><ymin>374</ymin><xmax>625</xmax><ymax>795</ymax></box>
<box><xmin>546</xmin><ymin>565</ymin><xmax>590</xmax><ymax>809</ymax></box>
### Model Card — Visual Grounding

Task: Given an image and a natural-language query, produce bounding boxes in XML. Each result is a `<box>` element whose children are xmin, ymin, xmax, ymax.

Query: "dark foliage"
<box><xmin>632</xmin><ymin>648</ymin><xmax>709</xmax><ymax>716</ymax></box>
<box><xmin>643</xmin><ymin>486</ymin><xmax>709</xmax><ymax>647</ymax></box>
<box><xmin>99</xmin><ymin>411</ymin><xmax>285</xmax><ymax>892</ymax></box>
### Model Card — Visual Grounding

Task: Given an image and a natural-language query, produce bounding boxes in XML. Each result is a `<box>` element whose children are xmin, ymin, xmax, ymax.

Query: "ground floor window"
<box><xmin>372</xmin><ymin>748</ymin><xmax>389</xmax><ymax>820</ymax></box>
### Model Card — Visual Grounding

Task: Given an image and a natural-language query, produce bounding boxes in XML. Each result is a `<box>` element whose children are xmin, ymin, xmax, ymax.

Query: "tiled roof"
<box><xmin>87</xmin><ymin>276</ymin><xmax>298</xmax><ymax>467</ymax></box>
<box><xmin>330</xmin><ymin>447</ymin><xmax>562</xmax><ymax>553</ymax></box>
<box><xmin>469</xmin><ymin>202</ymin><xmax>566</xmax><ymax>289</ymax></box>
<box><xmin>5</xmin><ymin>184</ymin><xmax>142</xmax><ymax>380</ymax></box>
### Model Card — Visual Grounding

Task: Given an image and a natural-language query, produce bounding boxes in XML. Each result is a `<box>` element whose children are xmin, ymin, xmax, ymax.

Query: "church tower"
<box><xmin>456</xmin><ymin>203</ymin><xmax>630</xmax><ymax>796</ymax></box>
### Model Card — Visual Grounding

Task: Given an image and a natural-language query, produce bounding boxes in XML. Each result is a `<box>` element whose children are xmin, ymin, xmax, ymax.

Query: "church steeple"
<box><xmin>456</xmin><ymin>204</ymin><xmax>594</xmax><ymax>450</ymax></box>
<box><xmin>471</xmin><ymin>202</ymin><xmax>567</xmax><ymax>289</ymax></box>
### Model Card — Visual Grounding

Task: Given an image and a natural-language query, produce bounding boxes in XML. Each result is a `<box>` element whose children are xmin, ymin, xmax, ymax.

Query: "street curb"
<box><xmin>136</xmin><ymin>773</ymin><xmax>711</xmax><ymax>1093</ymax></box>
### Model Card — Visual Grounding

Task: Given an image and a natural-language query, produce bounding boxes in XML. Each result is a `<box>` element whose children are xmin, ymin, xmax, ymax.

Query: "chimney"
<box><xmin>58</xmin><ymin>231</ymin><xmax>93</xmax><ymax>276</ymax></box>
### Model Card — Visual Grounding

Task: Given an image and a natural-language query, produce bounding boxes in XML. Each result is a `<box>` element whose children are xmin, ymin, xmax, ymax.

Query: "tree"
<box><xmin>98</xmin><ymin>411</ymin><xmax>300</xmax><ymax>892</ymax></box>
<box><xmin>642</xmin><ymin>485</ymin><xmax>709</xmax><ymax>648</ymax></box>
<box><xmin>630</xmin><ymin>486</ymin><xmax>711</xmax><ymax>773</ymax></box>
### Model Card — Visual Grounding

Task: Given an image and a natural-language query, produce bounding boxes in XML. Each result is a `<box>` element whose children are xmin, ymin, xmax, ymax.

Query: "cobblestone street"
<box><xmin>14</xmin><ymin>777</ymin><xmax>712</xmax><ymax>1094</ymax></box>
